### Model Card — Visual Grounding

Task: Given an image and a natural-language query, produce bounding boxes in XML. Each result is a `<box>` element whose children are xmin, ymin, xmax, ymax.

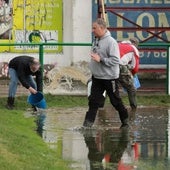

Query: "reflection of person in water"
<box><xmin>83</xmin><ymin>129</ymin><xmax>138</xmax><ymax>170</ymax></box>
<box><xmin>36</xmin><ymin>112</ymin><xmax>46</xmax><ymax>137</ymax></box>
<box><xmin>0</xmin><ymin>0</ymin><xmax>12</xmax><ymax>39</ymax></box>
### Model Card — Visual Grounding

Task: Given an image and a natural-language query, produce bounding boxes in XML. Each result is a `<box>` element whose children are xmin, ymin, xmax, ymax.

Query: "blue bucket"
<box><xmin>133</xmin><ymin>74</ymin><xmax>141</xmax><ymax>89</ymax></box>
<box><xmin>27</xmin><ymin>92</ymin><xmax>47</xmax><ymax>109</ymax></box>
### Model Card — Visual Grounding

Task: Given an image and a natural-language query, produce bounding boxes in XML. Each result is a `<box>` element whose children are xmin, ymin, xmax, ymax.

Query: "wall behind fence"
<box><xmin>0</xmin><ymin>0</ymin><xmax>92</xmax><ymax>67</ymax></box>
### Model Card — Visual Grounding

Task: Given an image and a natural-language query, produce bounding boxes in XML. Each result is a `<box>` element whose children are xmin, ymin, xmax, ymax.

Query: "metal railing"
<box><xmin>0</xmin><ymin>42</ymin><xmax>92</xmax><ymax>68</ymax></box>
<box><xmin>0</xmin><ymin>42</ymin><xmax>169</xmax><ymax>95</ymax></box>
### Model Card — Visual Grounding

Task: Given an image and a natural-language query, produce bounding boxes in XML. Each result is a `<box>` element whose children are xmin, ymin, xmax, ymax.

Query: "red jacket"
<box><xmin>119</xmin><ymin>43</ymin><xmax>139</xmax><ymax>75</ymax></box>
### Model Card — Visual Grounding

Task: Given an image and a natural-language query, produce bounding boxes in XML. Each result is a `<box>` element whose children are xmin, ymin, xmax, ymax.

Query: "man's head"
<box><xmin>0</xmin><ymin>0</ymin><xmax>4</xmax><ymax>7</ymax></box>
<box><xmin>92</xmin><ymin>18</ymin><xmax>107</xmax><ymax>38</ymax></box>
<box><xmin>129</xmin><ymin>37</ymin><xmax>139</xmax><ymax>47</ymax></box>
<box><xmin>30</xmin><ymin>58</ymin><xmax>40</xmax><ymax>73</ymax></box>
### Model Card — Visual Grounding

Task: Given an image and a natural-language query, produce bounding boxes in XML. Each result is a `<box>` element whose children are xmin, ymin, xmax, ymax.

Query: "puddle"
<box><xmin>33</xmin><ymin>106</ymin><xmax>170</xmax><ymax>170</ymax></box>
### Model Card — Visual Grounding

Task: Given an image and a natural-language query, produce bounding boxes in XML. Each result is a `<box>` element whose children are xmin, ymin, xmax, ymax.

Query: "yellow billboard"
<box><xmin>0</xmin><ymin>0</ymin><xmax>63</xmax><ymax>52</ymax></box>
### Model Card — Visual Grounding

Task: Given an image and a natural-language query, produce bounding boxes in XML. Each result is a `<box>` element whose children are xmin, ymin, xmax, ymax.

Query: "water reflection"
<box><xmin>83</xmin><ymin>129</ymin><xmax>134</xmax><ymax>170</ymax></box>
<box><xmin>36</xmin><ymin>111</ymin><xmax>46</xmax><ymax>137</ymax></box>
<box><xmin>35</xmin><ymin>107</ymin><xmax>170</xmax><ymax>170</ymax></box>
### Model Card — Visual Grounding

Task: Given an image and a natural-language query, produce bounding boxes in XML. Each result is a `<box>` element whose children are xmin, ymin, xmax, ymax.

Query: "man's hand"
<box><xmin>91</xmin><ymin>53</ymin><xmax>101</xmax><ymax>62</ymax></box>
<box><xmin>28</xmin><ymin>87</ymin><xmax>37</xmax><ymax>94</ymax></box>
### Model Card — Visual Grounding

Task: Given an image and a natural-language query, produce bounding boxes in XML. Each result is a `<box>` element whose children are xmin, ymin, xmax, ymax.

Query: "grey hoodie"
<box><xmin>89</xmin><ymin>31</ymin><xmax>120</xmax><ymax>80</ymax></box>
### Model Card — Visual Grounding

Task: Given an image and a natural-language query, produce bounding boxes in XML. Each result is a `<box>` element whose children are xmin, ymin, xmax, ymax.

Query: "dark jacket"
<box><xmin>9</xmin><ymin>56</ymin><xmax>42</xmax><ymax>91</ymax></box>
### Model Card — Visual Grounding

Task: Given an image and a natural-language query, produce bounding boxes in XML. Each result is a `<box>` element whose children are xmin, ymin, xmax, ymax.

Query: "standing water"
<box><xmin>35</xmin><ymin>106</ymin><xmax>170</xmax><ymax>170</ymax></box>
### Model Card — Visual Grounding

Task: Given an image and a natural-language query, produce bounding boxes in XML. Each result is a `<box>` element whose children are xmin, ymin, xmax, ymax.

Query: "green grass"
<box><xmin>44</xmin><ymin>94</ymin><xmax>170</xmax><ymax>108</ymax></box>
<box><xmin>0</xmin><ymin>96</ymin><xmax>73</xmax><ymax>170</ymax></box>
<box><xmin>0</xmin><ymin>94</ymin><xmax>169</xmax><ymax>170</ymax></box>
<box><xmin>122</xmin><ymin>94</ymin><xmax>170</xmax><ymax>107</ymax></box>
<box><xmin>0</xmin><ymin>111</ymin><xmax>71</xmax><ymax>170</ymax></box>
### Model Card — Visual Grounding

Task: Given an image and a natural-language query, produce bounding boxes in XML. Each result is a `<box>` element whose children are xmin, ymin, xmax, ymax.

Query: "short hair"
<box><xmin>130</xmin><ymin>37</ymin><xmax>139</xmax><ymax>47</ymax></box>
<box><xmin>30</xmin><ymin>58</ymin><xmax>40</xmax><ymax>66</ymax></box>
<box><xmin>94</xmin><ymin>18</ymin><xmax>107</xmax><ymax>28</ymax></box>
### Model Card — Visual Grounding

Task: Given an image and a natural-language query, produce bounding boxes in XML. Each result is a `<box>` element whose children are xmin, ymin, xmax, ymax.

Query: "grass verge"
<box><xmin>0</xmin><ymin>95</ymin><xmax>73</xmax><ymax>170</ymax></box>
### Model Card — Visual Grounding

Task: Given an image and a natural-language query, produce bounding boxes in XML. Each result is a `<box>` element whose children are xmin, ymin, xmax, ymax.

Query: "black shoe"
<box><xmin>131</xmin><ymin>107</ymin><xmax>137</xmax><ymax>113</ymax></box>
<box><xmin>32</xmin><ymin>105</ymin><xmax>38</xmax><ymax>112</ymax></box>
<box><xmin>83</xmin><ymin>120</ymin><xmax>93</xmax><ymax>127</ymax></box>
<box><xmin>6</xmin><ymin>104</ymin><xmax>14</xmax><ymax>110</ymax></box>
<box><xmin>120</xmin><ymin>118</ymin><xmax>129</xmax><ymax>129</ymax></box>
<box><xmin>6</xmin><ymin>97</ymin><xmax>15</xmax><ymax>110</ymax></box>
<box><xmin>120</xmin><ymin>123</ymin><xmax>129</xmax><ymax>129</ymax></box>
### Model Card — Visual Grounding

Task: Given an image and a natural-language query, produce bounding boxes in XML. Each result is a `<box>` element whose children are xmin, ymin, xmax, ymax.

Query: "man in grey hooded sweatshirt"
<box><xmin>83</xmin><ymin>18</ymin><xmax>129</xmax><ymax>129</ymax></box>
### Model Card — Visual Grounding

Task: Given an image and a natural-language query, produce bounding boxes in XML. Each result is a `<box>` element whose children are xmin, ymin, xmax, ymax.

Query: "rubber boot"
<box><xmin>6</xmin><ymin>97</ymin><xmax>15</xmax><ymax>110</ymax></box>
<box><xmin>32</xmin><ymin>105</ymin><xmax>38</xmax><ymax>112</ymax></box>
<box><xmin>83</xmin><ymin>119</ymin><xmax>93</xmax><ymax>127</ymax></box>
<box><xmin>120</xmin><ymin>118</ymin><xmax>129</xmax><ymax>129</ymax></box>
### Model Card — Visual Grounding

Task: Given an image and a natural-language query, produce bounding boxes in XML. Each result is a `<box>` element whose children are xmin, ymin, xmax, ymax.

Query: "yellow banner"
<box><xmin>0</xmin><ymin>0</ymin><xmax>63</xmax><ymax>52</ymax></box>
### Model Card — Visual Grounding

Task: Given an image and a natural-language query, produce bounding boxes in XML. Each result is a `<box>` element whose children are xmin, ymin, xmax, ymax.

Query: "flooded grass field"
<box><xmin>33</xmin><ymin>106</ymin><xmax>170</xmax><ymax>170</ymax></box>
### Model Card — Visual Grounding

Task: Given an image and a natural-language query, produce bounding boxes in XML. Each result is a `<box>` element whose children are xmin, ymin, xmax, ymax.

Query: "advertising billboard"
<box><xmin>0</xmin><ymin>0</ymin><xmax>63</xmax><ymax>52</ymax></box>
<box><xmin>92</xmin><ymin>0</ymin><xmax>170</xmax><ymax>65</ymax></box>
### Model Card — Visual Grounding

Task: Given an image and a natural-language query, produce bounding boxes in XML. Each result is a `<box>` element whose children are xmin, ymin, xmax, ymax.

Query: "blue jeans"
<box><xmin>8</xmin><ymin>68</ymin><xmax>37</xmax><ymax>97</ymax></box>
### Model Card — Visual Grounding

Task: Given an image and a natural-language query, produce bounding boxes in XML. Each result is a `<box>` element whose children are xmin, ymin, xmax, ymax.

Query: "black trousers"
<box><xmin>84</xmin><ymin>76</ymin><xmax>128</xmax><ymax>124</ymax></box>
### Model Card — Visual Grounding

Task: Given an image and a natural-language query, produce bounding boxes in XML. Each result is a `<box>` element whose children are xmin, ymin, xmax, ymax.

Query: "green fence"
<box><xmin>0</xmin><ymin>42</ymin><xmax>169</xmax><ymax>95</ymax></box>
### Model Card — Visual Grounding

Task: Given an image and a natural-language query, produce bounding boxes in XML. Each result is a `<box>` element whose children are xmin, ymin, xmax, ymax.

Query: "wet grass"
<box><xmin>0</xmin><ymin>94</ymin><xmax>169</xmax><ymax>170</ymax></box>
<box><xmin>44</xmin><ymin>93</ymin><xmax>170</xmax><ymax>108</ymax></box>
<box><xmin>0</xmin><ymin>97</ymin><xmax>72</xmax><ymax>170</ymax></box>
<box><xmin>123</xmin><ymin>94</ymin><xmax>170</xmax><ymax>108</ymax></box>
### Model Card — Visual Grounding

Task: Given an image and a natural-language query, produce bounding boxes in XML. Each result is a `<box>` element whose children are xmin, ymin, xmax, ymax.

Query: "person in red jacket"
<box><xmin>118</xmin><ymin>37</ymin><xmax>140</xmax><ymax>114</ymax></box>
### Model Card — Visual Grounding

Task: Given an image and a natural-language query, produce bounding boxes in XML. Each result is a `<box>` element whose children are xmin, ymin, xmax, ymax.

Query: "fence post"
<box><xmin>39</xmin><ymin>44</ymin><xmax>44</xmax><ymax>91</ymax></box>
<box><xmin>168</xmin><ymin>46</ymin><xmax>170</xmax><ymax>95</ymax></box>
